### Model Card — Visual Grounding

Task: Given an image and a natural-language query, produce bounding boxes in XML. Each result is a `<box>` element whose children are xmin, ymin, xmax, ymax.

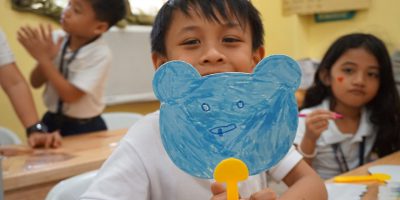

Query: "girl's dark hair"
<box><xmin>150</xmin><ymin>0</ymin><xmax>264</xmax><ymax>56</ymax></box>
<box><xmin>302</xmin><ymin>33</ymin><xmax>400</xmax><ymax>157</ymax></box>
<box><xmin>90</xmin><ymin>0</ymin><xmax>126</xmax><ymax>28</ymax></box>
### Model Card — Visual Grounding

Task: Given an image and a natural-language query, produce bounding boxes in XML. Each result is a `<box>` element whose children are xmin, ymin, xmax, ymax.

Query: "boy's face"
<box><xmin>152</xmin><ymin>9</ymin><xmax>264</xmax><ymax>76</ymax></box>
<box><xmin>61</xmin><ymin>0</ymin><xmax>108</xmax><ymax>38</ymax></box>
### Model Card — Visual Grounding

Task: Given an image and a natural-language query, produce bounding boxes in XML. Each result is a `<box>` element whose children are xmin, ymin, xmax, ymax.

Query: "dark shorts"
<box><xmin>42</xmin><ymin>112</ymin><xmax>107</xmax><ymax>136</ymax></box>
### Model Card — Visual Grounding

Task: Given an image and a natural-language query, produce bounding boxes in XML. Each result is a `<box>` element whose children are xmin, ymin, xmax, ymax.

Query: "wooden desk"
<box><xmin>1</xmin><ymin>129</ymin><xmax>127</xmax><ymax>200</ymax></box>
<box><xmin>327</xmin><ymin>151</ymin><xmax>400</xmax><ymax>200</ymax></box>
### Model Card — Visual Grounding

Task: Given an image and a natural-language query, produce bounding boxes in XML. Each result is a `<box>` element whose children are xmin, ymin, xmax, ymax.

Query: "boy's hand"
<box><xmin>210</xmin><ymin>182</ymin><xmax>277</xmax><ymax>200</ymax></box>
<box><xmin>17</xmin><ymin>24</ymin><xmax>63</xmax><ymax>64</ymax></box>
<box><xmin>304</xmin><ymin>109</ymin><xmax>337</xmax><ymax>142</ymax></box>
<box><xmin>28</xmin><ymin>131</ymin><xmax>62</xmax><ymax>148</ymax></box>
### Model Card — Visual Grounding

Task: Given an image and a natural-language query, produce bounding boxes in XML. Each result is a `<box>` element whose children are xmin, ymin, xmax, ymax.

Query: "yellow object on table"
<box><xmin>334</xmin><ymin>173</ymin><xmax>391</xmax><ymax>183</ymax></box>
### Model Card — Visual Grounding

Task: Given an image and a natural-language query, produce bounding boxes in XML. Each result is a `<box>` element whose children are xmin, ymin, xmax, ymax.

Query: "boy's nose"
<box><xmin>63</xmin><ymin>6</ymin><xmax>71</xmax><ymax>17</ymax></box>
<box><xmin>200</xmin><ymin>48</ymin><xmax>226</xmax><ymax>65</ymax></box>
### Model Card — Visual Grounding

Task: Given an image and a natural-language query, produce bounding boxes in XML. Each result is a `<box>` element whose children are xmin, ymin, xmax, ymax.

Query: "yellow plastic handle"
<box><xmin>214</xmin><ymin>158</ymin><xmax>249</xmax><ymax>200</ymax></box>
<box><xmin>334</xmin><ymin>173</ymin><xmax>391</xmax><ymax>183</ymax></box>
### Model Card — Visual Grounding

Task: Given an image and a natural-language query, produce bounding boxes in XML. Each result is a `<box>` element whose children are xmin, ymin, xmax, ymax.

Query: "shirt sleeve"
<box><xmin>0</xmin><ymin>30</ymin><xmax>14</xmax><ymax>67</ymax></box>
<box><xmin>68</xmin><ymin>48</ymin><xmax>112</xmax><ymax>95</ymax></box>
<box><xmin>80</xmin><ymin>139</ymin><xmax>150</xmax><ymax>200</ymax></box>
<box><xmin>268</xmin><ymin>146</ymin><xmax>302</xmax><ymax>181</ymax></box>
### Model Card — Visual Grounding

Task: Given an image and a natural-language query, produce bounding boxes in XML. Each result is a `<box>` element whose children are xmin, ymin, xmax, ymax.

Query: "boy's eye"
<box><xmin>181</xmin><ymin>39</ymin><xmax>200</xmax><ymax>46</ymax></box>
<box><xmin>201</xmin><ymin>103</ymin><xmax>211</xmax><ymax>112</ymax></box>
<box><xmin>74</xmin><ymin>6</ymin><xmax>82</xmax><ymax>13</ymax></box>
<box><xmin>223</xmin><ymin>37</ymin><xmax>241</xmax><ymax>43</ymax></box>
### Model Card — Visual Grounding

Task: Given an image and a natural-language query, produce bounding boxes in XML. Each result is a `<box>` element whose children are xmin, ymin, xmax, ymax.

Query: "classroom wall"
<box><xmin>255</xmin><ymin>0</ymin><xmax>400</xmax><ymax>59</ymax></box>
<box><xmin>1</xmin><ymin>0</ymin><xmax>399</xmax><ymax>142</ymax></box>
<box><xmin>306</xmin><ymin>0</ymin><xmax>400</xmax><ymax>59</ymax></box>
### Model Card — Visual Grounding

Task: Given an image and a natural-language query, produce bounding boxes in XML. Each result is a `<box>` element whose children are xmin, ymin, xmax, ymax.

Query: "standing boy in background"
<box><xmin>0</xmin><ymin>27</ymin><xmax>61</xmax><ymax>148</ymax></box>
<box><xmin>81</xmin><ymin>0</ymin><xmax>327</xmax><ymax>199</ymax></box>
<box><xmin>18</xmin><ymin>0</ymin><xmax>126</xmax><ymax>136</ymax></box>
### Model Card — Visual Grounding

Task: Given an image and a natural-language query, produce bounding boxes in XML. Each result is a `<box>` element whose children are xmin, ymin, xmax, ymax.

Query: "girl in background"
<box><xmin>295</xmin><ymin>33</ymin><xmax>400</xmax><ymax>179</ymax></box>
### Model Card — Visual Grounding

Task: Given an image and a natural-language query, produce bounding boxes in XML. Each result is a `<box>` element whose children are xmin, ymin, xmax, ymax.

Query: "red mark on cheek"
<box><xmin>337</xmin><ymin>77</ymin><xmax>344</xmax><ymax>82</ymax></box>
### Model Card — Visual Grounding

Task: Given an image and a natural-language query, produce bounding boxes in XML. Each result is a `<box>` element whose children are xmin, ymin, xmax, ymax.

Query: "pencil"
<box><xmin>298</xmin><ymin>113</ymin><xmax>343</xmax><ymax>119</ymax></box>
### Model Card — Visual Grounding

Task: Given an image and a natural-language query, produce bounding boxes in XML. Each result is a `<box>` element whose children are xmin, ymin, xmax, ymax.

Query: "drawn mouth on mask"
<box><xmin>209</xmin><ymin>124</ymin><xmax>237</xmax><ymax>136</ymax></box>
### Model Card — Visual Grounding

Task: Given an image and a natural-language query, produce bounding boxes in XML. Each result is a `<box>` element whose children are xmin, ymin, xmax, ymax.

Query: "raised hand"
<box><xmin>17</xmin><ymin>24</ymin><xmax>63</xmax><ymax>64</ymax></box>
<box><xmin>304</xmin><ymin>109</ymin><xmax>339</xmax><ymax>142</ymax></box>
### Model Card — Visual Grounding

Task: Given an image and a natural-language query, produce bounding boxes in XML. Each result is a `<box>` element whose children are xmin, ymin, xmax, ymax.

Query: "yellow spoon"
<box><xmin>214</xmin><ymin>158</ymin><xmax>249</xmax><ymax>200</ymax></box>
<box><xmin>334</xmin><ymin>173</ymin><xmax>391</xmax><ymax>183</ymax></box>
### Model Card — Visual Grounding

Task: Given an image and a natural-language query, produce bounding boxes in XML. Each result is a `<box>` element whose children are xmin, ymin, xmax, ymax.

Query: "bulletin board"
<box><xmin>282</xmin><ymin>0</ymin><xmax>371</xmax><ymax>15</ymax></box>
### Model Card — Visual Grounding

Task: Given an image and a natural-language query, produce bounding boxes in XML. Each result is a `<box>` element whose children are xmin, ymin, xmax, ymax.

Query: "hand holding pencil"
<box><xmin>300</xmin><ymin>109</ymin><xmax>342</xmax><ymax>142</ymax></box>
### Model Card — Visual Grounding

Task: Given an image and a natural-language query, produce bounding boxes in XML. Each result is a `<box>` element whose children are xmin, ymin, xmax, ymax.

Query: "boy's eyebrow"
<box><xmin>74</xmin><ymin>0</ymin><xmax>83</xmax><ymax>10</ymax></box>
<box><xmin>178</xmin><ymin>21</ymin><xmax>242</xmax><ymax>34</ymax></box>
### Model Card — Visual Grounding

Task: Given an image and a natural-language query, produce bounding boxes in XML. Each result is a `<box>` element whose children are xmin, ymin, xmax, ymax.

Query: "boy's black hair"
<box><xmin>89</xmin><ymin>0</ymin><xmax>126</xmax><ymax>28</ymax></box>
<box><xmin>151</xmin><ymin>0</ymin><xmax>264</xmax><ymax>56</ymax></box>
<box><xmin>302</xmin><ymin>33</ymin><xmax>400</xmax><ymax>157</ymax></box>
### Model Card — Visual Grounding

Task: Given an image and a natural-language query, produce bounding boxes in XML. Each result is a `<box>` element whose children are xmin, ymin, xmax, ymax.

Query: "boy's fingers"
<box><xmin>32</xmin><ymin>27</ymin><xmax>40</xmax><ymax>40</ymax></box>
<box><xmin>249</xmin><ymin>188</ymin><xmax>277</xmax><ymax>200</ymax></box>
<box><xmin>25</xmin><ymin>26</ymin><xmax>36</xmax><ymax>38</ymax></box>
<box><xmin>19</xmin><ymin>27</ymin><xmax>33</xmax><ymax>39</ymax></box>
<box><xmin>28</xmin><ymin>135</ymin><xmax>36</xmax><ymax>147</ymax></box>
<box><xmin>47</xmin><ymin>24</ymin><xmax>53</xmax><ymax>36</ymax></box>
<box><xmin>39</xmin><ymin>24</ymin><xmax>47</xmax><ymax>40</ymax></box>
<box><xmin>45</xmin><ymin>134</ymin><xmax>53</xmax><ymax>148</ymax></box>
<box><xmin>51</xmin><ymin>132</ymin><xmax>62</xmax><ymax>148</ymax></box>
<box><xmin>211</xmin><ymin>182</ymin><xmax>226</xmax><ymax>195</ymax></box>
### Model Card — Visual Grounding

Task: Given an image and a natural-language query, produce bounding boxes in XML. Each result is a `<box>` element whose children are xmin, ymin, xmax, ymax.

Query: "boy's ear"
<box><xmin>93</xmin><ymin>22</ymin><xmax>109</xmax><ymax>35</ymax></box>
<box><xmin>152</xmin><ymin>52</ymin><xmax>168</xmax><ymax>70</ymax></box>
<box><xmin>319</xmin><ymin>68</ymin><xmax>331</xmax><ymax>86</ymax></box>
<box><xmin>252</xmin><ymin>46</ymin><xmax>265</xmax><ymax>65</ymax></box>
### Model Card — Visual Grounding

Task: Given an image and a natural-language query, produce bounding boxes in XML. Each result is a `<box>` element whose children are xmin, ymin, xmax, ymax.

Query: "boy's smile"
<box><xmin>152</xmin><ymin>9</ymin><xmax>264</xmax><ymax>76</ymax></box>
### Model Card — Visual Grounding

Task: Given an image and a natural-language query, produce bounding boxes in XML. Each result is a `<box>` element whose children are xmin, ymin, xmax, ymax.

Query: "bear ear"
<box><xmin>253</xmin><ymin>55</ymin><xmax>301</xmax><ymax>91</ymax></box>
<box><xmin>152</xmin><ymin>61</ymin><xmax>201</xmax><ymax>101</ymax></box>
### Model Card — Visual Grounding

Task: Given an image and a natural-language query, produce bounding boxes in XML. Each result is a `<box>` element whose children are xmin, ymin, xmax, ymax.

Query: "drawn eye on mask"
<box><xmin>153</xmin><ymin>54</ymin><xmax>302</xmax><ymax>179</ymax></box>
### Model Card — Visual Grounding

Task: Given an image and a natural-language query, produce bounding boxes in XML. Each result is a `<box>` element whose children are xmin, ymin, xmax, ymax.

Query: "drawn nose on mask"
<box><xmin>209</xmin><ymin>124</ymin><xmax>237</xmax><ymax>136</ymax></box>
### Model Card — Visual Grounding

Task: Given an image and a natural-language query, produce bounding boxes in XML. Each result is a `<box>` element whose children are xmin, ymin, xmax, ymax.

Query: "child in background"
<box><xmin>295</xmin><ymin>33</ymin><xmax>400</xmax><ymax>179</ymax></box>
<box><xmin>17</xmin><ymin>0</ymin><xmax>125</xmax><ymax>136</ymax></box>
<box><xmin>81</xmin><ymin>0</ymin><xmax>327</xmax><ymax>200</ymax></box>
<box><xmin>0</xmin><ymin>28</ymin><xmax>61</xmax><ymax>148</ymax></box>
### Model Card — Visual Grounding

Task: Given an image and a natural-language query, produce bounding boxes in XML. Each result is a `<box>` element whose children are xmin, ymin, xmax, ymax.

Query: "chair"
<box><xmin>45</xmin><ymin>170</ymin><xmax>98</xmax><ymax>200</ymax></box>
<box><xmin>102</xmin><ymin>112</ymin><xmax>143</xmax><ymax>130</ymax></box>
<box><xmin>0</xmin><ymin>127</ymin><xmax>21</xmax><ymax>145</ymax></box>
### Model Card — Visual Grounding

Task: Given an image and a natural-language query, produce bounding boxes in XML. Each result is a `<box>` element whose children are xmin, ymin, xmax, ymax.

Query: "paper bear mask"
<box><xmin>153</xmin><ymin>55</ymin><xmax>301</xmax><ymax>179</ymax></box>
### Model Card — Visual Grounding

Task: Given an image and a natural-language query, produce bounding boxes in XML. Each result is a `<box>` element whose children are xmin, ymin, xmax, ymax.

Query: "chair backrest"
<box><xmin>0</xmin><ymin>127</ymin><xmax>21</xmax><ymax>145</ymax></box>
<box><xmin>45</xmin><ymin>170</ymin><xmax>98</xmax><ymax>200</ymax></box>
<box><xmin>102</xmin><ymin>112</ymin><xmax>143</xmax><ymax>130</ymax></box>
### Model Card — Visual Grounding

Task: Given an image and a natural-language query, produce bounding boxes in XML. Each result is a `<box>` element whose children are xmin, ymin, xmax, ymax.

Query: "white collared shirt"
<box><xmin>81</xmin><ymin>111</ymin><xmax>303</xmax><ymax>200</ymax></box>
<box><xmin>43</xmin><ymin>30</ymin><xmax>112</xmax><ymax>118</ymax></box>
<box><xmin>0</xmin><ymin>28</ymin><xmax>14</xmax><ymax>67</ymax></box>
<box><xmin>294</xmin><ymin>99</ymin><xmax>377</xmax><ymax>179</ymax></box>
